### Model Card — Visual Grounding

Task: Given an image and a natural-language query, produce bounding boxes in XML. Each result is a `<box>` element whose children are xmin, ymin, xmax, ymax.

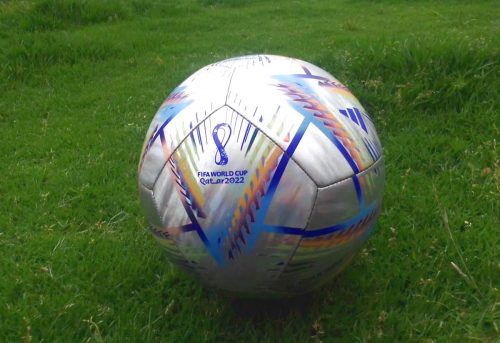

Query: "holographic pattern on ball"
<box><xmin>138</xmin><ymin>55</ymin><xmax>384</xmax><ymax>297</ymax></box>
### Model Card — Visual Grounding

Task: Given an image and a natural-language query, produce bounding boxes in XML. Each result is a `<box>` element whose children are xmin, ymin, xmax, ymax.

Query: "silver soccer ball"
<box><xmin>138</xmin><ymin>55</ymin><xmax>384</xmax><ymax>297</ymax></box>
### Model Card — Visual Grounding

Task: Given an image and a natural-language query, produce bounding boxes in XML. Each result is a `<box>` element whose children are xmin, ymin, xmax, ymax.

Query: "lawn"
<box><xmin>0</xmin><ymin>0</ymin><xmax>498</xmax><ymax>341</ymax></box>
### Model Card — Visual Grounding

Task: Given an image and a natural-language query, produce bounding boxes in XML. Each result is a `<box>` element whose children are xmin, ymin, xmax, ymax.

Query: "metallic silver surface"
<box><xmin>264</xmin><ymin>157</ymin><xmax>316</xmax><ymax>229</ymax></box>
<box><xmin>307</xmin><ymin>177</ymin><xmax>360</xmax><ymax>230</ymax></box>
<box><xmin>138</xmin><ymin>55</ymin><xmax>385</xmax><ymax>297</ymax></box>
<box><xmin>358</xmin><ymin>157</ymin><xmax>385</xmax><ymax>206</ymax></box>
<box><xmin>138</xmin><ymin>135</ymin><xmax>166</xmax><ymax>190</ymax></box>
<box><xmin>292</xmin><ymin>123</ymin><xmax>353</xmax><ymax>187</ymax></box>
<box><xmin>153</xmin><ymin>164</ymin><xmax>191</xmax><ymax>229</ymax></box>
<box><xmin>204</xmin><ymin>231</ymin><xmax>301</xmax><ymax>296</ymax></box>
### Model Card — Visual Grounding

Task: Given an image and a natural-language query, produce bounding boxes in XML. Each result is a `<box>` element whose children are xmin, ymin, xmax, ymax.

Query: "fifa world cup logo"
<box><xmin>212</xmin><ymin>123</ymin><xmax>232</xmax><ymax>165</ymax></box>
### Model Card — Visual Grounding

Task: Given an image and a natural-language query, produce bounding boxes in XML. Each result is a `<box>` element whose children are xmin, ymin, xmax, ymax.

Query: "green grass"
<box><xmin>1</xmin><ymin>0</ymin><xmax>498</xmax><ymax>341</ymax></box>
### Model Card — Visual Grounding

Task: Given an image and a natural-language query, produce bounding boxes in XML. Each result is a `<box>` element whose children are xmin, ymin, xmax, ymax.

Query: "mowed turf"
<box><xmin>0</xmin><ymin>0</ymin><xmax>498</xmax><ymax>341</ymax></box>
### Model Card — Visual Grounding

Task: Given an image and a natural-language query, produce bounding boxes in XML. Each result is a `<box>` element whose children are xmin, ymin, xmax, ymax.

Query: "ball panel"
<box><xmin>163</xmin><ymin>105</ymin><xmax>302</xmax><ymax>268</ymax></box>
<box><xmin>358</xmin><ymin>157</ymin><xmax>385</xmax><ymax>207</ymax></box>
<box><xmin>138</xmin><ymin>133</ymin><xmax>167</xmax><ymax>189</ymax></box>
<box><xmin>278</xmin><ymin>211</ymin><xmax>379</xmax><ymax>293</ymax></box>
<box><xmin>139</xmin><ymin>64</ymin><xmax>233</xmax><ymax>188</ymax></box>
<box><xmin>276</xmin><ymin>248</ymin><xmax>359</xmax><ymax>294</ymax></box>
<box><xmin>307</xmin><ymin>178</ymin><xmax>360</xmax><ymax>230</ymax></box>
<box><xmin>292</xmin><ymin>123</ymin><xmax>354</xmax><ymax>187</ymax></box>
<box><xmin>139</xmin><ymin>184</ymin><xmax>200</xmax><ymax>273</ymax></box>
<box><xmin>264</xmin><ymin>158</ymin><xmax>316</xmax><ymax>229</ymax></box>
<box><xmin>226</xmin><ymin>64</ymin><xmax>306</xmax><ymax>155</ymax></box>
<box><xmin>307</xmin><ymin>157</ymin><xmax>384</xmax><ymax>231</ymax></box>
<box><xmin>152</xmin><ymin>164</ymin><xmax>191</xmax><ymax>229</ymax></box>
<box><xmin>205</xmin><ymin>231</ymin><xmax>301</xmax><ymax>296</ymax></box>
<box><xmin>274</xmin><ymin>78</ymin><xmax>379</xmax><ymax>182</ymax></box>
<box><xmin>138</xmin><ymin>85</ymin><xmax>196</xmax><ymax>189</ymax></box>
<box><xmin>224</xmin><ymin>55</ymin><xmax>382</xmax><ymax>187</ymax></box>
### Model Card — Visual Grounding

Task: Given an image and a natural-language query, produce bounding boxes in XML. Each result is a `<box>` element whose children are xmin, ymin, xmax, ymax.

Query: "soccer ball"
<box><xmin>138</xmin><ymin>55</ymin><xmax>384</xmax><ymax>297</ymax></box>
